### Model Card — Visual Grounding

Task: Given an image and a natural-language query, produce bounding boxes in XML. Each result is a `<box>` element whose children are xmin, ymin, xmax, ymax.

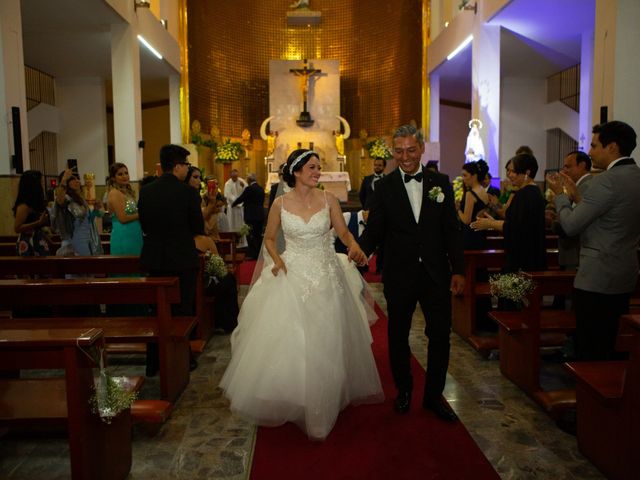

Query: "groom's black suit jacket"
<box><xmin>359</xmin><ymin>167</ymin><xmax>464</xmax><ymax>288</ymax></box>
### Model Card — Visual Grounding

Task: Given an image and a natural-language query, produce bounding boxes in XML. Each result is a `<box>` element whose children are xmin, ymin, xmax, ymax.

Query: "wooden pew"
<box><xmin>0</xmin><ymin>255</ymin><xmax>214</xmax><ymax>341</ymax></box>
<box><xmin>565</xmin><ymin>314</ymin><xmax>640</xmax><ymax>480</ymax></box>
<box><xmin>488</xmin><ymin>271</ymin><xmax>577</xmax><ymax>415</ymax></box>
<box><xmin>0</xmin><ymin>328</ymin><xmax>132</xmax><ymax>479</ymax></box>
<box><xmin>452</xmin><ymin>248</ymin><xmax>559</xmax><ymax>356</ymax></box>
<box><xmin>0</xmin><ymin>277</ymin><xmax>194</xmax><ymax>403</ymax></box>
<box><xmin>485</xmin><ymin>235</ymin><xmax>558</xmax><ymax>250</ymax></box>
<box><xmin>0</xmin><ymin>240</ymin><xmax>111</xmax><ymax>256</ymax></box>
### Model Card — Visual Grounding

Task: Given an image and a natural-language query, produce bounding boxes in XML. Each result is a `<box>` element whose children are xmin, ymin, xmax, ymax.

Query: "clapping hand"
<box><xmin>470</xmin><ymin>211</ymin><xmax>495</xmax><ymax>231</ymax></box>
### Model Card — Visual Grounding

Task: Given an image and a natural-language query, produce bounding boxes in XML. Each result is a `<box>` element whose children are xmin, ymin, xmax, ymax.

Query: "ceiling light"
<box><xmin>446</xmin><ymin>35</ymin><xmax>472</xmax><ymax>61</ymax></box>
<box><xmin>137</xmin><ymin>35</ymin><xmax>163</xmax><ymax>60</ymax></box>
<box><xmin>134</xmin><ymin>0</ymin><xmax>151</xmax><ymax>11</ymax></box>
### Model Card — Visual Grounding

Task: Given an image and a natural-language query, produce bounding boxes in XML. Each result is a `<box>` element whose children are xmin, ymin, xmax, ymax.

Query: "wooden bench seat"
<box><xmin>489</xmin><ymin>270</ymin><xmax>576</xmax><ymax>414</ymax></box>
<box><xmin>0</xmin><ymin>277</ymin><xmax>194</xmax><ymax>403</ymax></box>
<box><xmin>452</xmin><ymin>248</ymin><xmax>560</xmax><ymax>356</ymax></box>
<box><xmin>0</xmin><ymin>328</ymin><xmax>131</xmax><ymax>479</ymax></box>
<box><xmin>564</xmin><ymin>314</ymin><xmax>640</xmax><ymax>480</ymax></box>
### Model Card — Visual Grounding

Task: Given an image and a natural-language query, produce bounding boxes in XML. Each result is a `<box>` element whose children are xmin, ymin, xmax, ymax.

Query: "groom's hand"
<box><xmin>450</xmin><ymin>274</ymin><xmax>465</xmax><ymax>296</ymax></box>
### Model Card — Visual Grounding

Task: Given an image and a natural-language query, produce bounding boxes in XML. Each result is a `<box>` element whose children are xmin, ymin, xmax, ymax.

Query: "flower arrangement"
<box><xmin>428</xmin><ymin>186</ymin><xmax>445</xmax><ymax>203</ymax></box>
<box><xmin>191</xmin><ymin>133</ymin><xmax>218</xmax><ymax>151</ymax></box>
<box><xmin>238</xmin><ymin>223</ymin><xmax>252</xmax><ymax>237</ymax></box>
<box><xmin>452</xmin><ymin>176</ymin><xmax>464</xmax><ymax>203</ymax></box>
<box><xmin>366</xmin><ymin>138</ymin><xmax>393</xmax><ymax>160</ymax></box>
<box><xmin>90</xmin><ymin>370</ymin><xmax>137</xmax><ymax>424</ymax></box>
<box><xmin>216</xmin><ymin>139</ymin><xmax>244</xmax><ymax>163</ymax></box>
<box><xmin>489</xmin><ymin>272</ymin><xmax>535</xmax><ymax>306</ymax></box>
<box><xmin>204</xmin><ymin>251</ymin><xmax>228</xmax><ymax>286</ymax></box>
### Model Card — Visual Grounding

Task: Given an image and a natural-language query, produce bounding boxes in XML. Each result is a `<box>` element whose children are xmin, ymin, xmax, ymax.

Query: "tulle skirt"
<box><xmin>219</xmin><ymin>253</ymin><xmax>384</xmax><ymax>440</ymax></box>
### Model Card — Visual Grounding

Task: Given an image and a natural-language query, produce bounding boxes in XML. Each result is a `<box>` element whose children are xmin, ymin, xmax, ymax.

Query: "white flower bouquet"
<box><xmin>489</xmin><ymin>272</ymin><xmax>535</xmax><ymax>306</ymax></box>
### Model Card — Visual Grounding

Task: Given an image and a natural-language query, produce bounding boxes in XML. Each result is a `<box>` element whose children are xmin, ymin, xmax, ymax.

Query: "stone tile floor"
<box><xmin>0</xmin><ymin>284</ymin><xmax>604</xmax><ymax>479</ymax></box>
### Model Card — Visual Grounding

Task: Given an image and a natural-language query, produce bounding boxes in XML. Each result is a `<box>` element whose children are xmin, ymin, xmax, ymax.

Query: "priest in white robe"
<box><xmin>224</xmin><ymin>169</ymin><xmax>247</xmax><ymax>247</ymax></box>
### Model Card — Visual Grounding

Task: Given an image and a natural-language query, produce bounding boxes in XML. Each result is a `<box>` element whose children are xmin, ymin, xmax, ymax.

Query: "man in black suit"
<box><xmin>232</xmin><ymin>173</ymin><xmax>265</xmax><ymax>259</ymax></box>
<box><xmin>359</xmin><ymin>125</ymin><xmax>465</xmax><ymax>422</ymax></box>
<box><xmin>268</xmin><ymin>164</ymin><xmax>285</xmax><ymax>209</ymax></box>
<box><xmin>359</xmin><ymin>158</ymin><xmax>386</xmax><ymax>209</ymax></box>
<box><xmin>138</xmin><ymin>144</ymin><xmax>204</xmax><ymax>374</ymax></box>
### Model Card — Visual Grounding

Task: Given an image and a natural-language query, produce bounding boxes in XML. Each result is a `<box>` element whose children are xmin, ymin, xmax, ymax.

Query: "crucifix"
<box><xmin>289</xmin><ymin>59</ymin><xmax>322</xmax><ymax>126</ymax></box>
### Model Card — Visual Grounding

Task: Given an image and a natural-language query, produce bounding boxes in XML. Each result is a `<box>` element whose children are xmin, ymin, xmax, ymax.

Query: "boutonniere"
<box><xmin>428</xmin><ymin>186</ymin><xmax>445</xmax><ymax>203</ymax></box>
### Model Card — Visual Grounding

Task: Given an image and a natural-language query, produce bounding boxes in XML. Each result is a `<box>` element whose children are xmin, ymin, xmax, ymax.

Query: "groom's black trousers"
<box><xmin>383</xmin><ymin>261</ymin><xmax>451</xmax><ymax>401</ymax></box>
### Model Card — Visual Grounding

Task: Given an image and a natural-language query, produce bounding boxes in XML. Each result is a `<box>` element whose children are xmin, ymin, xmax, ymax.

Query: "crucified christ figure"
<box><xmin>289</xmin><ymin>59</ymin><xmax>322</xmax><ymax>111</ymax></box>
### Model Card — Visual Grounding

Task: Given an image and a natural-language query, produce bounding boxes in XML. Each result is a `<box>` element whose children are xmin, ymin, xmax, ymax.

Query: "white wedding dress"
<box><xmin>219</xmin><ymin>196</ymin><xmax>384</xmax><ymax>440</ymax></box>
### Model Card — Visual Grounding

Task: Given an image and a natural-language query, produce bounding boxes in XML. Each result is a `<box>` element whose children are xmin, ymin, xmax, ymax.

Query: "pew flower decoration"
<box><xmin>204</xmin><ymin>251</ymin><xmax>228</xmax><ymax>286</ymax></box>
<box><xmin>367</xmin><ymin>138</ymin><xmax>393</xmax><ymax>160</ymax></box>
<box><xmin>215</xmin><ymin>139</ymin><xmax>244</xmax><ymax>163</ymax></box>
<box><xmin>238</xmin><ymin>223</ymin><xmax>252</xmax><ymax>238</ymax></box>
<box><xmin>489</xmin><ymin>271</ymin><xmax>535</xmax><ymax>306</ymax></box>
<box><xmin>452</xmin><ymin>176</ymin><xmax>464</xmax><ymax>203</ymax></box>
<box><xmin>90</xmin><ymin>370</ymin><xmax>137</xmax><ymax>424</ymax></box>
<box><xmin>428</xmin><ymin>186</ymin><xmax>445</xmax><ymax>203</ymax></box>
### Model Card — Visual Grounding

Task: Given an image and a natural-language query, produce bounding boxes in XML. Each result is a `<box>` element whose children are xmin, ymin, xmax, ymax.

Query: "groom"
<box><xmin>358</xmin><ymin>124</ymin><xmax>464</xmax><ymax>422</ymax></box>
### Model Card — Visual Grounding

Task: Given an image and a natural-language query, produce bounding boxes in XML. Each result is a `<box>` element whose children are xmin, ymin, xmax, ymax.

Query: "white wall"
<box><xmin>500</xmin><ymin>77</ymin><xmax>547</xmax><ymax>180</ymax></box>
<box><xmin>56</xmin><ymin>78</ymin><xmax>109</xmax><ymax>183</ymax></box>
<box><xmin>439</xmin><ymin>103</ymin><xmax>470</xmax><ymax>179</ymax></box>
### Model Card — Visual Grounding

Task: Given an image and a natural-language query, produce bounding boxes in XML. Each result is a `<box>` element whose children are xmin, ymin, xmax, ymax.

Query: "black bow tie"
<box><xmin>404</xmin><ymin>172</ymin><xmax>423</xmax><ymax>183</ymax></box>
<box><xmin>374</xmin><ymin>174</ymin><xmax>383</xmax><ymax>179</ymax></box>
<box><xmin>359</xmin><ymin>220</ymin><xmax>366</xmax><ymax>226</ymax></box>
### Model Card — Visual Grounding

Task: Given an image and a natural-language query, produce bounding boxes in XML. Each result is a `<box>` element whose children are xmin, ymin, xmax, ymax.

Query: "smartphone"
<box><xmin>207</xmin><ymin>179</ymin><xmax>217</xmax><ymax>196</ymax></box>
<box><xmin>67</xmin><ymin>158</ymin><xmax>78</xmax><ymax>173</ymax></box>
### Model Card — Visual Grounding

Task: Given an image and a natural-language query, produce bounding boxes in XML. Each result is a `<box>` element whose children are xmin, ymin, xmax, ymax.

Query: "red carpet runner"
<box><xmin>238</xmin><ymin>260</ymin><xmax>499</xmax><ymax>480</ymax></box>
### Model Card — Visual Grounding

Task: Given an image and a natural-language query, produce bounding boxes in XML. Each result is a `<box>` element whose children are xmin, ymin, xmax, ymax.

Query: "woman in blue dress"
<box><xmin>107</xmin><ymin>162</ymin><xmax>143</xmax><ymax>255</ymax></box>
<box><xmin>54</xmin><ymin>169</ymin><xmax>102</xmax><ymax>256</ymax></box>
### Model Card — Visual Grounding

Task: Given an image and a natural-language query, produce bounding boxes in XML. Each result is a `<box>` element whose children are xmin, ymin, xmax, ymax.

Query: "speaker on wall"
<box><xmin>11</xmin><ymin>106</ymin><xmax>23</xmax><ymax>174</ymax></box>
<box><xmin>600</xmin><ymin>106</ymin><xmax>608</xmax><ymax>124</ymax></box>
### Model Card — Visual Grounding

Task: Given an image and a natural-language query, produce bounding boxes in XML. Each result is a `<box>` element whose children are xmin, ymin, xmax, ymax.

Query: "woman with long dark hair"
<box><xmin>13</xmin><ymin>170</ymin><xmax>50</xmax><ymax>256</ymax></box>
<box><xmin>107</xmin><ymin>162</ymin><xmax>142</xmax><ymax>255</ymax></box>
<box><xmin>458</xmin><ymin>160</ymin><xmax>490</xmax><ymax>250</ymax></box>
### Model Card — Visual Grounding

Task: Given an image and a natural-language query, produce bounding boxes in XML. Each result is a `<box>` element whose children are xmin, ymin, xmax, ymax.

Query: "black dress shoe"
<box><xmin>423</xmin><ymin>398</ymin><xmax>458</xmax><ymax>422</ymax></box>
<box><xmin>394</xmin><ymin>391</ymin><xmax>411</xmax><ymax>414</ymax></box>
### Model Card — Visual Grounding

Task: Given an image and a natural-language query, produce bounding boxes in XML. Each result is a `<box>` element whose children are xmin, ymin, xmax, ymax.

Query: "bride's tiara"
<box><xmin>289</xmin><ymin>150</ymin><xmax>317</xmax><ymax>172</ymax></box>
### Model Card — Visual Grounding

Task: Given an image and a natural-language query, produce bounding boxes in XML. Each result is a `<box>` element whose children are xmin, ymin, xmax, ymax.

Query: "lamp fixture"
<box><xmin>134</xmin><ymin>0</ymin><xmax>151</xmax><ymax>11</ymax></box>
<box><xmin>137</xmin><ymin>35</ymin><xmax>163</xmax><ymax>60</ymax></box>
<box><xmin>447</xmin><ymin>35</ymin><xmax>473</xmax><ymax>61</ymax></box>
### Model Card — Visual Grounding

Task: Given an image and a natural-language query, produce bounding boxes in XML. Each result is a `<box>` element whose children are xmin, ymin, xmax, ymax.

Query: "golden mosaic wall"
<box><xmin>187</xmin><ymin>0</ymin><xmax>422</xmax><ymax>139</ymax></box>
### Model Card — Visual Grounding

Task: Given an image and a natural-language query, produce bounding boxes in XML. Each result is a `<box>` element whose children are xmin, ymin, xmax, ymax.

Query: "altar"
<box><xmin>267</xmin><ymin>171</ymin><xmax>351</xmax><ymax>202</ymax></box>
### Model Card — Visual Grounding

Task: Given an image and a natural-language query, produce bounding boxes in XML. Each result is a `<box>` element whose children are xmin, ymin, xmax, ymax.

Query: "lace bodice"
<box><xmin>279</xmin><ymin>204</ymin><xmax>342</xmax><ymax>301</ymax></box>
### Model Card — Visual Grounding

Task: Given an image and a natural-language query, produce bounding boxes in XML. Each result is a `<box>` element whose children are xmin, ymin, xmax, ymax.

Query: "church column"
<box><xmin>578</xmin><ymin>30</ymin><xmax>594</xmax><ymax>152</ymax></box>
<box><xmin>0</xmin><ymin>0</ymin><xmax>28</xmax><ymax>175</ymax></box>
<box><xmin>471</xmin><ymin>21</ymin><xmax>500</xmax><ymax>176</ymax></box>
<box><xmin>593</xmin><ymin>0</ymin><xmax>640</xmax><ymax>130</ymax></box>
<box><xmin>111</xmin><ymin>23</ymin><xmax>143</xmax><ymax>181</ymax></box>
<box><xmin>169</xmin><ymin>74</ymin><xmax>182</xmax><ymax>144</ymax></box>
<box><xmin>429</xmin><ymin>73</ymin><xmax>440</xmax><ymax>143</ymax></box>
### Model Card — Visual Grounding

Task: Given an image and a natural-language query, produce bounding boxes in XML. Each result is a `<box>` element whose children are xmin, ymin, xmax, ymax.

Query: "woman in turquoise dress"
<box><xmin>107</xmin><ymin>162</ymin><xmax>143</xmax><ymax>255</ymax></box>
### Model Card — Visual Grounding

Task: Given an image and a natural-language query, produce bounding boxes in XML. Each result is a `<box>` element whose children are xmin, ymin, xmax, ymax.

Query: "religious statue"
<box><xmin>333</xmin><ymin>130</ymin><xmax>345</xmax><ymax>156</ymax></box>
<box><xmin>241</xmin><ymin>128</ymin><xmax>252</xmax><ymax>149</ymax></box>
<box><xmin>465</xmin><ymin>118</ymin><xmax>485</xmax><ymax>162</ymax></box>
<box><xmin>83</xmin><ymin>173</ymin><xmax>96</xmax><ymax>205</ymax></box>
<box><xmin>266</xmin><ymin>131</ymin><xmax>278</xmax><ymax>156</ymax></box>
<box><xmin>289</xmin><ymin>0</ymin><xmax>310</xmax><ymax>9</ymax></box>
<box><xmin>191</xmin><ymin>119</ymin><xmax>203</xmax><ymax>144</ymax></box>
<box><xmin>290</xmin><ymin>59</ymin><xmax>322</xmax><ymax>126</ymax></box>
<box><xmin>210</xmin><ymin>126</ymin><xmax>221</xmax><ymax>143</ymax></box>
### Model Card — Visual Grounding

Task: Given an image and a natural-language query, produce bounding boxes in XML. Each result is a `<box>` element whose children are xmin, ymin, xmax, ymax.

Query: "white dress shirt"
<box><xmin>399</xmin><ymin>168</ymin><xmax>422</xmax><ymax>223</ymax></box>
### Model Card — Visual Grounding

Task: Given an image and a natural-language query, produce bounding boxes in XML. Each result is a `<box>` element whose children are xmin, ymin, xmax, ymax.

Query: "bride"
<box><xmin>219</xmin><ymin>149</ymin><xmax>384</xmax><ymax>440</ymax></box>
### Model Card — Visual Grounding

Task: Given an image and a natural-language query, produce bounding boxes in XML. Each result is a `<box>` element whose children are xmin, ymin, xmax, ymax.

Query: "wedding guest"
<box><xmin>107</xmin><ymin>162</ymin><xmax>143</xmax><ymax>255</ymax></box>
<box><xmin>458</xmin><ymin>160</ymin><xmax>490</xmax><ymax>250</ymax></box>
<box><xmin>360</xmin><ymin>158</ymin><xmax>386</xmax><ymax>209</ymax></box>
<box><xmin>232</xmin><ymin>173</ymin><xmax>265</xmax><ymax>259</ymax></box>
<box><xmin>54</xmin><ymin>169</ymin><xmax>103</xmax><ymax>256</ymax></box>
<box><xmin>471</xmin><ymin>153</ymin><xmax>547</xmax><ymax>273</ymax></box>
<box><xmin>13</xmin><ymin>170</ymin><xmax>50</xmax><ymax>256</ymax></box>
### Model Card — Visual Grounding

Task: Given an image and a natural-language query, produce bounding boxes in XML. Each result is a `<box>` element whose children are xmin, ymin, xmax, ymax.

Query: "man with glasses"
<box><xmin>138</xmin><ymin>144</ymin><xmax>204</xmax><ymax>374</ymax></box>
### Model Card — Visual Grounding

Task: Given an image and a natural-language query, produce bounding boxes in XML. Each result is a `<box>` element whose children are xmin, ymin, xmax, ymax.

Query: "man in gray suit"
<box><xmin>547</xmin><ymin>121</ymin><xmax>640</xmax><ymax>361</ymax></box>
<box><xmin>553</xmin><ymin>151</ymin><xmax>593</xmax><ymax>270</ymax></box>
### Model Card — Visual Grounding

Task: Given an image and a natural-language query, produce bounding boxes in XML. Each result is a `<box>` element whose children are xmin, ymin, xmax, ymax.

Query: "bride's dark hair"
<box><xmin>282</xmin><ymin>149</ymin><xmax>318</xmax><ymax>188</ymax></box>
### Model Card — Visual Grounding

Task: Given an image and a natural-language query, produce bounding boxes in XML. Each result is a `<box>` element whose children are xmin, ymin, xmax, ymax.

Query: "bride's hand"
<box><xmin>348</xmin><ymin>244</ymin><xmax>367</xmax><ymax>266</ymax></box>
<box><xmin>271</xmin><ymin>258</ymin><xmax>287</xmax><ymax>276</ymax></box>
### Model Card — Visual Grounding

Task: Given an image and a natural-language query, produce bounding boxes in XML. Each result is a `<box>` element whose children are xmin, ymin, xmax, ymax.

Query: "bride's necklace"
<box><xmin>293</xmin><ymin>189</ymin><xmax>313</xmax><ymax>209</ymax></box>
